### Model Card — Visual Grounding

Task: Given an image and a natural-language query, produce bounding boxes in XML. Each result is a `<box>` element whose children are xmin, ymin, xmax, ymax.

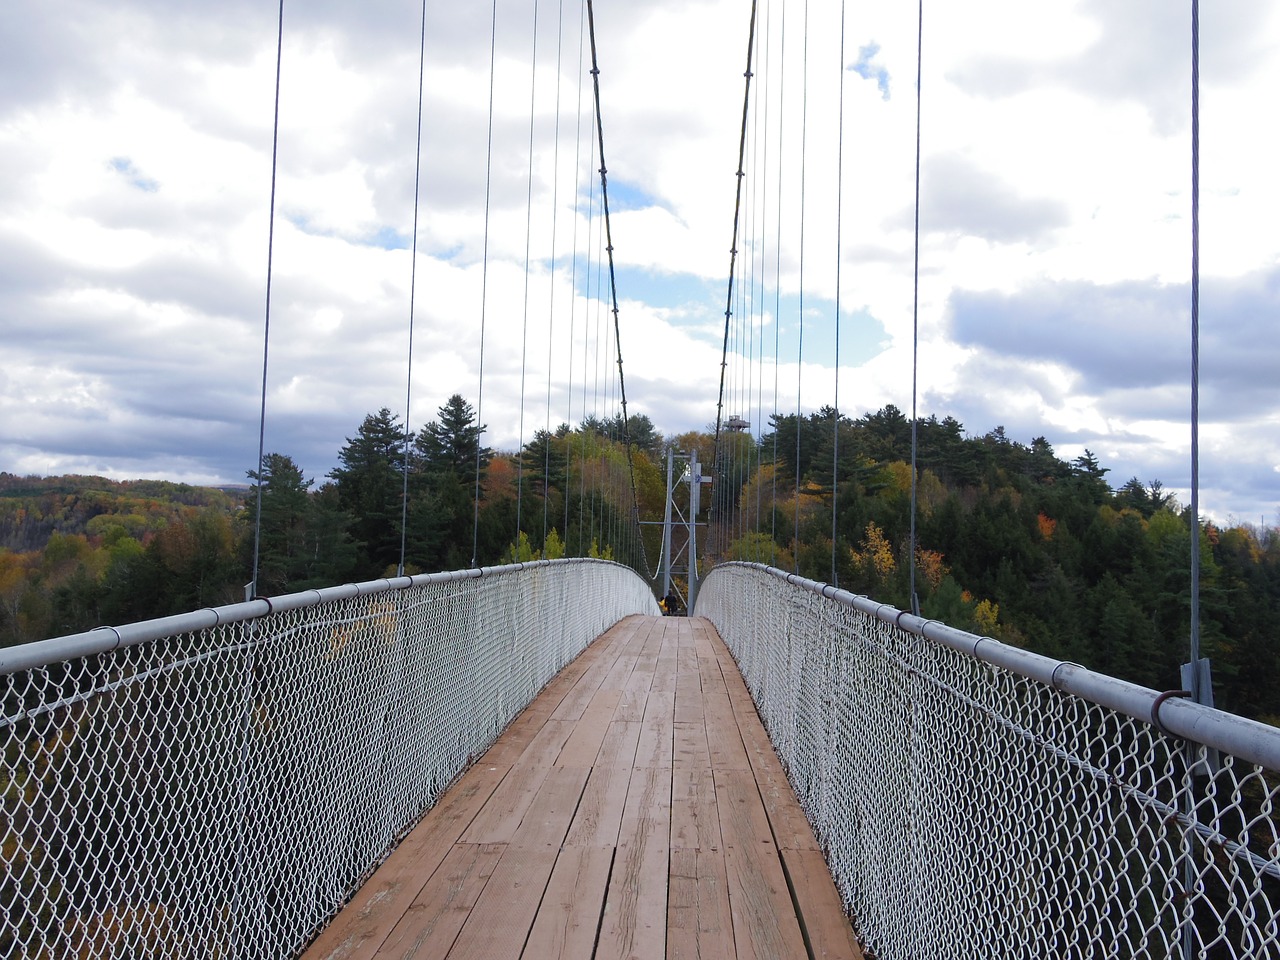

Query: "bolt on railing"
<box><xmin>1</xmin><ymin>559</ymin><xmax>659</xmax><ymax>960</ymax></box>
<box><xmin>696</xmin><ymin>562</ymin><xmax>1280</xmax><ymax>960</ymax></box>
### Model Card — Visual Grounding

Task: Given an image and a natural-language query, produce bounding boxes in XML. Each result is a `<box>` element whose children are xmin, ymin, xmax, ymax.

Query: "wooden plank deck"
<box><xmin>302</xmin><ymin>615</ymin><xmax>863</xmax><ymax>960</ymax></box>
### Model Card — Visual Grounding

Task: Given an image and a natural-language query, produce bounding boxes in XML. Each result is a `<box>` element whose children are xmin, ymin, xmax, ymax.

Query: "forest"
<box><xmin>1</xmin><ymin>395</ymin><xmax>1277</xmax><ymax>723</ymax></box>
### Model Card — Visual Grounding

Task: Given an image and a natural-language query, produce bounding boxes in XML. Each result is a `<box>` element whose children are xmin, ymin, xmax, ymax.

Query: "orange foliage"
<box><xmin>1037</xmin><ymin>512</ymin><xmax>1057</xmax><ymax>541</ymax></box>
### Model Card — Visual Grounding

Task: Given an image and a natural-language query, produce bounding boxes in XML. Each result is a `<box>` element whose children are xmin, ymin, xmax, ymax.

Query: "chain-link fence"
<box><xmin>696</xmin><ymin>562</ymin><xmax>1280</xmax><ymax>960</ymax></box>
<box><xmin>1</xmin><ymin>558</ymin><xmax>658</xmax><ymax>960</ymax></box>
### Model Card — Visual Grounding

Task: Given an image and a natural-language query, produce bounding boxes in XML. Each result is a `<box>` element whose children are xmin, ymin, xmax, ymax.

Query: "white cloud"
<box><xmin>0</xmin><ymin>0</ymin><xmax>1276</xmax><ymax>527</ymax></box>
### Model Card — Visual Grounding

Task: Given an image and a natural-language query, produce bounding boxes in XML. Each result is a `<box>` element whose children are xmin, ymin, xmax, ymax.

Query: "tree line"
<box><xmin>0</xmin><ymin>396</ymin><xmax>657</xmax><ymax>647</ymax></box>
<box><xmin>713</xmin><ymin>404</ymin><xmax>1280</xmax><ymax>724</ymax></box>
<box><xmin>3</xmin><ymin>398</ymin><xmax>1278</xmax><ymax>725</ymax></box>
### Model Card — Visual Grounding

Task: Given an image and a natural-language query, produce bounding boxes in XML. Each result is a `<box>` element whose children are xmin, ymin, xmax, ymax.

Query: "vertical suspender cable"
<box><xmin>516</xmin><ymin>0</ymin><xmax>543</xmax><ymax>550</ymax></box>
<box><xmin>398</xmin><ymin>0</ymin><xmax>429</xmax><ymax>577</ymax></box>
<box><xmin>250</xmin><ymin>0</ymin><xmax>286</xmax><ymax>599</ymax></box>
<box><xmin>1189</xmin><ymin>0</ymin><xmax>1202</xmax><ymax>696</ymax></box>
<box><xmin>771</xmin><ymin>0</ymin><xmax>785</xmax><ymax>568</ymax></box>
<box><xmin>472</xmin><ymin>0</ymin><xmax>500</xmax><ymax>567</ymax></box>
<box><xmin>830</xmin><ymin>0</ymin><xmax>846</xmax><ymax>587</ymax></box>
<box><xmin>567</xmin><ymin>0</ymin><xmax>588</xmax><ymax>549</ymax></box>
<box><xmin>543</xmin><ymin>0</ymin><xmax>567</xmax><ymax>553</ymax></box>
<box><xmin>794</xmin><ymin>0</ymin><xmax>809</xmax><ymax>573</ymax></box>
<box><xmin>908</xmin><ymin>0</ymin><xmax>924</xmax><ymax>615</ymax></box>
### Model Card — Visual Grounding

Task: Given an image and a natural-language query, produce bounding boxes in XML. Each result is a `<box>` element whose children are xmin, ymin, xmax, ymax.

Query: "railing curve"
<box><xmin>2</xmin><ymin>559</ymin><xmax>659</xmax><ymax>959</ymax></box>
<box><xmin>696</xmin><ymin>562</ymin><xmax>1280</xmax><ymax>960</ymax></box>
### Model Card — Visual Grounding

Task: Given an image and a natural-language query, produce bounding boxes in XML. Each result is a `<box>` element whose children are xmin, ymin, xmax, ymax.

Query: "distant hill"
<box><xmin>0</xmin><ymin>472</ymin><xmax>242</xmax><ymax>553</ymax></box>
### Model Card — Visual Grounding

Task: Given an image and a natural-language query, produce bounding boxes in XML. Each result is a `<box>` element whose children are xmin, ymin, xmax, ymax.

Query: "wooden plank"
<box><xmin>673</xmin><ymin>667</ymin><xmax>703</xmax><ymax>726</ymax></box>
<box><xmin>672</xmin><ymin>721</ymin><xmax>711</xmax><ymax>770</ymax></box>
<box><xmin>457</xmin><ymin>763</ymin><xmax>553</xmax><ymax>845</ymax></box>
<box><xmin>563</xmin><ymin>762</ymin><xmax>630</xmax><ymax>847</ymax></box>
<box><xmin>513</xmin><ymin>718</ymin><xmax>577</xmax><ymax>769</ymax></box>
<box><xmin>781</xmin><ymin>848</ymin><xmax>866</xmax><ymax>960</ymax></box>
<box><xmin>445</xmin><ymin>768</ymin><xmax>589</xmax><ymax>958</ymax></box>
<box><xmin>369</xmin><ymin>842</ymin><xmax>503</xmax><ymax>960</ymax></box>
<box><xmin>702</xmin><ymin>690</ymin><xmax>751</xmax><ymax>771</ymax></box>
<box><xmin>669</xmin><ymin>763</ymin><xmax>720</xmax><ymax>852</ymax></box>
<box><xmin>595</xmin><ymin>720</ymin><xmax>642</xmax><ymax>768</ymax></box>
<box><xmin>508</xmin><ymin>764</ymin><xmax>590</xmax><ymax>851</ymax></box>
<box><xmin>301</xmin><ymin>763</ymin><xmax>509</xmax><ymax>960</ymax></box>
<box><xmin>553</xmin><ymin>687</ymin><xmax>622</xmax><ymax>766</ymax></box>
<box><xmin>667</xmin><ymin>847</ymin><xmax>734</xmax><ymax>960</ymax></box>
<box><xmin>444</xmin><ymin>845</ymin><xmax>560</xmax><ymax>960</ymax></box>
<box><xmin>522</xmin><ymin>845</ymin><xmax>615</xmax><ymax>958</ymax></box>
<box><xmin>547</xmin><ymin>620</ymin><xmax>636</xmax><ymax>722</ymax></box>
<box><xmin>715</xmin><ymin>768</ymin><xmax>808</xmax><ymax>960</ymax></box>
<box><xmin>633</xmin><ymin>687</ymin><xmax>674</xmax><ymax>768</ymax></box>
<box><xmin>596</xmin><ymin>764</ymin><xmax>672</xmax><ymax>960</ymax></box>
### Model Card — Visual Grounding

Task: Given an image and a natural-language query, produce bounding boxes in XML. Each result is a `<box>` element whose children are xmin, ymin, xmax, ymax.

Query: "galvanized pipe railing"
<box><xmin>696</xmin><ymin>562</ymin><xmax>1280</xmax><ymax>960</ymax></box>
<box><xmin>1</xmin><ymin>559</ymin><xmax>659</xmax><ymax>960</ymax></box>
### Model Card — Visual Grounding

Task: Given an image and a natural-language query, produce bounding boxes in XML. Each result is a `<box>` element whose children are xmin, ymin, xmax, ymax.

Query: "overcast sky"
<box><xmin>2</xmin><ymin>0</ymin><xmax>1276</xmax><ymax>525</ymax></box>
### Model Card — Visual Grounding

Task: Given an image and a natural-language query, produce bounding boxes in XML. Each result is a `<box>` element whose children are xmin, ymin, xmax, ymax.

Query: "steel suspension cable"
<box><xmin>250</xmin><ymin>0</ymin><xmax>286</xmax><ymax>599</ymax></box>
<box><xmin>712</xmin><ymin>0</ymin><xmax>760</xmax><ymax>474</ymax></box>
<box><xmin>1189</xmin><ymin>0</ymin><xmax>1202</xmax><ymax>696</ymax></box>
<box><xmin>397</xmin><ymin>0</ymin><xmax>429</xmax><ymax>577</ymax></box>
<box><xmin>585</xmin><ymin>0</ymin><xmax>650</xmax><ymax>576</ymax></box>
<box><xmin>908</xmin><ymin>0</ymin><xmax>924</xmax><ymax>614</ymax></box>
<box><xmin>543</xmin><ymin>0</ymin><xmax>567</xmax><ymax>553</ymax></box>
<box><xmin>770</xmin><ymin>0</ymin><xmax>786</xmax><ymax>567</ymax></box>
<box><xmin>472</xmin><ymin>0</ymin><xmax>500</xmax><ymax>567</ymax></box>
<box><xmin>566</xmin><ymin>0</ymin><xmax>588</xmax><ymax>549</ymax></box>
<box><xmin>830</xmin><ymin>0</ymin><xmax>846</xmax><ymax>587</ymax></box>
<box><xmin>516</xmin><ymin>0</ymin><xmax>543</xmax><ymax>550</ymax></box>
<box><xmin>794</xmin><ymin>0</ymin><xmax>809</xmax><ymax>573</ymax></box>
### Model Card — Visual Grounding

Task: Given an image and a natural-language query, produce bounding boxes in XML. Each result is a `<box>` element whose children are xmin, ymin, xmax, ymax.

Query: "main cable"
<box><xmin>585</xmin><ymin>0</ymin><xmax>650</xmax><ymax>577</ymax></box>
<box><xmin>712</xmin><ymin>0</ymin><xmax>761</xmax><ymax>528</ymax></box>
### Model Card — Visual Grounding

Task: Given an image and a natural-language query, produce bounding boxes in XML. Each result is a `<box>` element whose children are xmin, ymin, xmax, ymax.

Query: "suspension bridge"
<box><xmin>3</xmin><ymin>1</ymin><xmax>1279</xmax><ymax>959</ymax></box>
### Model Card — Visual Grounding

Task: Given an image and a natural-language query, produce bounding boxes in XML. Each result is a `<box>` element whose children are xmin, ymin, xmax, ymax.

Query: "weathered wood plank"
<box><xmin>371</xmin><ymin>842</ymin><xmax>503</xmax><ymax>960</ymax></box>
<box><xmin>301</xmin><ymin>763</ymin><xmax>509</xmax><ymax>960</ymax></box>
<box><xmin>522</xmin><ymin>845</ymin><xmax>615</xmax><ymax>958</ymax></box>
<box><xmin>667</xmin><ymin>847</ymin><xmax>734</xmax><ymax>960</ymax></box>
<box><xmin>782</xmin><ymin>847</ymin><xmax>866</xmax><ymax>959</ymax></box>
<box><xmin>715</xmin><ymin>767</ymin><xmax>809</xmax><ymax>960</ymax></box>
<box><xmin>596</xmin><ymin>764</ymin><xmax>672</xmax><ymax>960</ymax></box>
<box><xmin>554</xmin><ymin>687</ymin><xmax>623</xmax><ymax>766</ymax></box>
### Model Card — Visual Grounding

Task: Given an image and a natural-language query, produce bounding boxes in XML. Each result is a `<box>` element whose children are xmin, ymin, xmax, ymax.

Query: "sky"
<box><xmin>1</xmin><ymin>0</ymin><xmax>1277</xmax><ymax>526</ymax></box>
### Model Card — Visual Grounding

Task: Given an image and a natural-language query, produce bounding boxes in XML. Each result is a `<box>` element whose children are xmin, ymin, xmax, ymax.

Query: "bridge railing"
<box><xmin>1</xmin><ymin>558</ymin><xmax>658</xmax><ymax>960</ymax></box>
<box><xmin>696</xmin><ymin>562</ymin><xmax>1280</xmax><ymax>960</ymax></box>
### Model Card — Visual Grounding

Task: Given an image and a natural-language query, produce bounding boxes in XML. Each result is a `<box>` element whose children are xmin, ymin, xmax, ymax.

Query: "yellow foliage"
<box><xmin>884</xmin><ymin>461</ymin><xmax>913</xmax><ymax>495</ymax></box>
<box><xmin>973</xmin><ymin>598</ymin><xmax>999</xmax><ymax>635</ymax></box>
<box><xmin>851</xmin><ymin>522</ymin><xmax>895</xmax><ymax>582</ymax></box>
<box><xmin>914</xmin><ymin>547</ymin><xmax>948</xmax><ymax>591</ymax></box>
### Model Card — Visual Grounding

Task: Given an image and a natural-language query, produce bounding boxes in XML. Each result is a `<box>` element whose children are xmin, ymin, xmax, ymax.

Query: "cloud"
<box><xmin>914</xmin><ymin>154</ymin><xmax>1070</xmax><ymax>244</ymax></box>
<box><xmin>852</xmin><ymin>42</ymin><xmax>891</xmax><ymax>100</ymax></box>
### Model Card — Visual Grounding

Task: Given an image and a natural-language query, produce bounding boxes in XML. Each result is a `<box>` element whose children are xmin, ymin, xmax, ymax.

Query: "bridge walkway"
<box><xmin>301</xmin><ymin>614</ymin><xmax>862</xmax><ymax>960</ymax></box>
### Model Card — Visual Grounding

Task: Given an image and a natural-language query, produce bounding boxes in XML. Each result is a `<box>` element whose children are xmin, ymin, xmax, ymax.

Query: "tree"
<box><xmin>415</xmin><ymin>395</ymin><xmax>490</xmax><ymax>479</ymax></box>
<box><xmin>329</xmin><ymin>408</ymin><xmax>411</xmax><ymax>576</ymax></box>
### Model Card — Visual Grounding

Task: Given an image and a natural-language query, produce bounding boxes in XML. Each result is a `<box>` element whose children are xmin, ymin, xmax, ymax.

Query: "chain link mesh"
<box><xmin>697</xmin><ymin>563</ymin><xmax>1280</xmax><ymax>960</ymax></box>
<box><xmin>2</xmin><ymin>559</ymin><xmax>658</xmax><ymax>960</ymax></box>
